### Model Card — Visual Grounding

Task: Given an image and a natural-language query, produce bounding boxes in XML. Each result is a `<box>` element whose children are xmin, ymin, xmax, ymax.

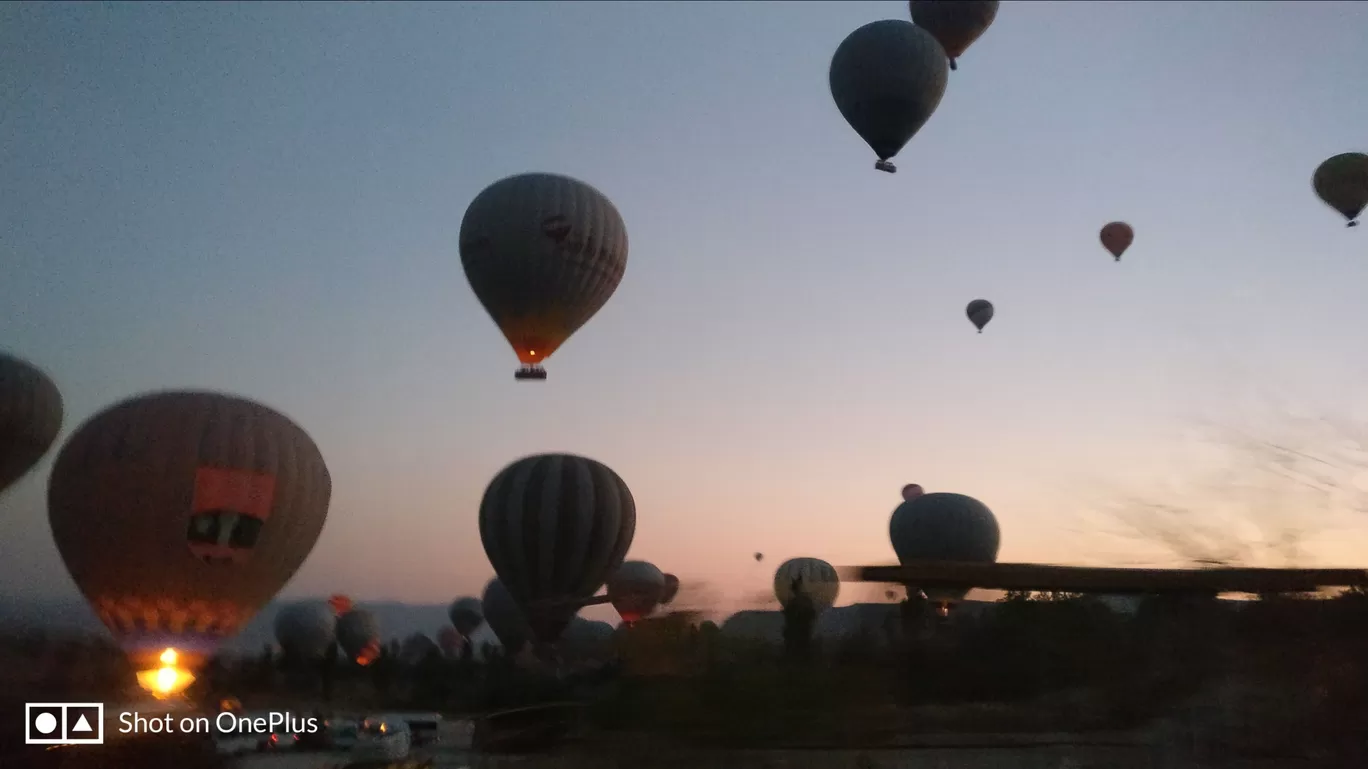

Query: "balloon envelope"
<box><xmin>773</xmin><ymin>557</ymin><xmax>840</xmax><ymax>613</ymax></box>
<box><xmin>1100</xmin><ymin>222</ymin><xmax>1134</xmax><ymax>260</ymax></box>
<box><xmin>966</xmin><ymin>299</ymin><xmax>994</xmax><ymax>332</ymax></box>
<box><xmin>1313</xmin><ymin>153</ymin><xmax>1368</xmax><ymax>226</ymax></box>
<box><xmin>337</xmin><ymin>609</ymin><xmax>381</xmax><ymax>665</ymax></box>
<box><xmin>47</xmin><ymin>391</ymin><xmax>331</xmax><ymax>670</ymax></box>
<box><xmin>661</xmin><ymin>573</ymin><xmax>681</xmax><ymax>605</ymax></box>
<box><xmin>459</xmin><ymin>173</ymin><xmax>629</xmax><ymax>370</ymax></box>
<box><xmin>829</xmin><ymin>20</ymin><xmax>949</xmax><ymax>164</ymax></box>
<box><xmin>607</xmin><ymin>560</ymin><xmax>666</xmax><ymax>623</ymax></box>
<box><xmin>274</xmin><ymin>602</ymin><xmax>337</xmax><ymax>661</ymax></box>
<box><xmin>889</xmin><ymin>491</ymin><xmax>1000</xmax><ymax>602</ymax></box>
<box><xmin>0</xmin><ymin>352</ymin><xmax>62</xmax><ymax>495</ymax></box>
<box><xmin>448</xmin><ymin>596</ymin><xmax>484</xmax><ymax>637</ymax></box>
<box><xmin>481</xmin><ymin>578</ymin><xmax>530</xmax><ymax>654</ymax></box>
<box><xmin>478</xmin><ymin>453</ymin><xmax>635</xmax><ymax>643</ymax></box>
<box><xmin>902</xmin><ymin>483</ymin><xmax>925</xmax><ymax>501</ymax></box>
<box><xmin>909</xmin><ymin>0</ymin><xmax>1000</xmax><ymax>69</ymax></box>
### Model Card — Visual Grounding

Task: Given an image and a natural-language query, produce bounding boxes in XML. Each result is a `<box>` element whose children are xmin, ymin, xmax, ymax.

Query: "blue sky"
<box><xmin>2</xmin><ymin>1</ymin><xmax>1367</xmax><ymax>617</ymax></box>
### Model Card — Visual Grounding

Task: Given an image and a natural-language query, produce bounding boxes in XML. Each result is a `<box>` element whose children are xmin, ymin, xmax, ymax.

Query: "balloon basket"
<box><xmin>515</xmin><ymin>366</ymin><xmax>547</xmax><ymax>381</ymax></box>
<box><xmin>874</xmin><ymin>160</ymin><xmax>897</xmax><ymax>174</ymax></box>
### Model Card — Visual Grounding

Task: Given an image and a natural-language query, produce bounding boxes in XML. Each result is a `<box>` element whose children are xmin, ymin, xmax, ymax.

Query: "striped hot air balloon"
<box><xmin>47</xmin><ymin>391</ymin><xmax>331</xmax><ymax>673</ymax></box>
<box><xmin>889</xmin><ymin>490</ymin><xmax>1000</xmax><ymax>603</ymax></box>
<box><xmin>459</xmin><ymin>173</ymin><xmax>629</xmax><ymax>381</ymax></box>
<box><xmin>478</xmin><ymin>453</ymin><xmax>636</xmax><ymax>643</ymax></box>
<box><xmin>829</xmin><ymin>20</ymin><xmax>949</xmax><ymax>173</ymax></box>
<box><xmin>0</xmin><ymin>352</ymin><xmax>62</xmax><ymax>495</ymax></box>
<box><xmin>773</xmin><ymin>558</ymin><xmax>840</xmax><ymax>613</ymax></box>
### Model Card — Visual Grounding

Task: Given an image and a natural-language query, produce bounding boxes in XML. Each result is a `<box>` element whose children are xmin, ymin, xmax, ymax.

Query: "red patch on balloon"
<box><xmin>186</xmin><ymin>467</ymin><xmax>276</xmax><ymax>566</ymax></box>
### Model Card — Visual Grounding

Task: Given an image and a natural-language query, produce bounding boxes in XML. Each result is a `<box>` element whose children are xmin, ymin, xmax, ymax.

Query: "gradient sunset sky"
<box><xmin>3</xmin><ymin>1</ymin><xmax>1367</xmax><ymax>619</ymax></box>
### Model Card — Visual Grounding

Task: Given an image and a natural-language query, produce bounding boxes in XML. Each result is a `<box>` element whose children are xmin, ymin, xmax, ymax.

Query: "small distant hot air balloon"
<box><xmin>889</xmin><ymin>490</ymin><xmax>1000</xmax><ymax>605</ymax></box>
<box><xmin>1100</xmin><ymin>222</ymin><xmax>1134</xmax><ymax>261</ymax></box>
<box><xmin>661</xmin><ymin>573</ymin><xmax>681</xmax><ymax>605</ymax></box>
<box><xmin>830</xmin><ymin>20</ymin><xmax>949</xmax><ymax>173</ymax></box>
<box><xmin>754</xmin><ymin>552</ymin><xmax>764</xmax><ymax>562</ymax></box>
<box><xmin>607</xmin><ymin>560</ymin><xmax>667</xmax><ymax>624</ymax></box>
<box><xmin>328</xmin><ymin>595</ymin><xmax>352</xmax><ymax>617</ymax></box>
<box><xmin>902</xmin><ymin>483</ymin><xmax>925</xmax><ymax>501</ymax></box>
<box><xmin>478</xmin><ymin>453</ymin><xmax>635</xmax><ymax>644</ymax></box>
<box><xmin>47</xmin><ymin>391</ymin><xmax>331</xmax><ymax>687</ymax></box>
<box><xmin>966</xmin><ymin>299</ymin><xmax>994</xmax><ymax>333</ymax></box>
<box><xmin>909</xmin><ymin>0</ymin><xmax>1000</xmax><ymax>71</ymax></box>
<box><xmin>773</xmin><ymin>558</ymin><xmax>841</xmax><ymax>614</ymax></box>
<box><xmin>459</xmin><ymin>173</ymin><xmax>629</xmax><ymax>380</ymax></box>
<box><xmin>274</xmin><ymin>602</ymin><xmax>337</xmax><ymax>661</ymax></box>
<box><xmin>448</xmin><ymin>596</ymin><xmax>484</xmax><ymax>637</ymax></box>
<box><xmin>337</xmin><ymin>608</ymin><xmax>381</xmax><ymax>666</ymax></box>
<box><xmin>1313</xmin><ymin>153</ymin><xmax>1368</xmax><ymax>227</ymax></box>
<box><xmin>0</xmin><ymin>352</ymin><xmax>62</xmax><ymax>496</ymax></box>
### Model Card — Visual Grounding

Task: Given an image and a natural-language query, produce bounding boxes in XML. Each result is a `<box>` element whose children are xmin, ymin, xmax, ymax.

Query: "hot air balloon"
<box><xmin>47</xmin><ymin>391</ymin><xmax>331</xmax><ymax>691</ymax></box>
<box><xmin>0</xmin><ymin>352</ymin><xmax>62</xmax><ymax>496</ymax></box>
<box><xmin>661</xmin><ymin>573</ymin><xmax>681</xmax><ymax>605</ymax></box>
<box><xmin>448</xmin><ymin>596</ymin><xmax>484</xmax><ymax>637</ymax></box>
<box><xmin>1100</xmin><ymin>222</ymin><xmax>1134</xmax><ymax>261</ymax></box>
<box><xmin>889</xmin><ymin>490</ymin><xmax>1000</xmax><ymax>604</ymax></box>
<box><xmin>328</xmin><ymin>594</ymin><xmax>353</xmax><ymax>616</ymax></box>
<box><xmin>830</xmin><ymin>20</ymin><xmax>949</xmax><ymax>173</ymax></box>
<box><xmin>909</xmin><ymin>1</ymin><xmax>1000</xmax><ymax>71</ymax></box>
<box><xmin>754</xmin><ymin>552</ymin><xmax>764</xmax><ymax>562</ymax></box>
<box><xmin>478</xmin><ymin>453</ymin><xmax>635</xmax><ymax>644</ymax></box>
<box><xmin>438</xmin><ymin>626</ymin><xmax>463</xmax><ymax>656</ymax></box>
<box><xmin>482</xmin><ymin>578</ymin><xmax>531</xmax><ymax>654</ymax></box>
<box><xmin>274</xmin><ymin>602</ymin><xmax>337</xmax><ymax>661</ymax></box>
<box><xmin>773</xmin><ymin>558</ymin><xmax>840</xmax><ymax>614</ymax></box>
<box><xmin>607</xmin><ymin>560</ymin><xmax>666</xmax><ymax>624</ymax></box>
<box><xmin>902</xmin><ymin>483</ymin><xmax>924</xmax><ymax>501</ymax></box>
<box><xmin>1313</xmin><ymin>153</ymin><xmax>1368</xmax><ymax>227</ymax></box>
<box><xmin>459</xmin><ymin>173</ymin><xmax>629</xmax><ymax>380</ymax></box>
<box><xmin>337</xmin><ymin>608</ymin><xmax>381</xmax><ymax>666</ymax></box>
<box><xmin>966</xmin><ymin>299</ymin><xmax>994</xmax><ymax>333</ymax></box>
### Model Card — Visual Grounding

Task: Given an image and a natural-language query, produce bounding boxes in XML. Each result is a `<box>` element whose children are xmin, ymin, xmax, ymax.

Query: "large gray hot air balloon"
<box><xmin>448</xmin><ymin>596</ymin><xmax>484</xmax><ymax>637</ymax></box>
<box><xmin>336</xmin><ymin>608</ymin><xmax>381</xmax><ymax>666</ymax></box>
<box><xmin>607</xmin><ymin>560</ymin><xmax>666</xmax><ymax>624</ymax></box>
<box><xmin>0</xmin><ymin>352</ymin><xmax>62</xmax><ymax>495</ymax></box>
<box><xmin>47</xmin><ymin>391</ymin><xmax>331</xmax><ymax>672</ymax></box>
<box><xmin>966</xmin><ymin>299</ymin><xmax>994</xmax><ymax>333</ymax></box>
<box><xmin>909</xmin><ymin>0</ymin><xmax>1000</xmax><ymax>71</ymax></box>
<box><xmin>829</xmin><ymin>20</ymin><xmax>949</xmax><ymax>173</ymax></box>
<box><xmin>478</xmin><ymin>453</ymin><xmax>635</xmax><ymax>643</ymax></box>
<box><xmin>459</xmin><ymin>173</ymin><xmax>629</xmax><ymax>380</ymax></box>
<box><xmin>481</xmin><ymin>578</ymin><xmax>530</xmax><ymax>654</ymax></box>
<box><xmin>889</xmin><ymin>490</ymin><xmax>1000</xmax><ymax>603</ymax></box>
<box><xmin>274</xmin><ymin>602</ymin><xmax>337</xmax><ymax>661</ymax></box>
<box><xmin>773</xmin><ymin>558</ymin><xmax>841</xmax><ymax>614</ymax></box>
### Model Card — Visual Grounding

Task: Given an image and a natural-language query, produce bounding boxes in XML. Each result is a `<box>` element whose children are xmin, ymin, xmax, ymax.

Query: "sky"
<box><xmin>2</xmin><ymin>1</ymin><xmax>1368</xmax><ymax>620</ymax></box>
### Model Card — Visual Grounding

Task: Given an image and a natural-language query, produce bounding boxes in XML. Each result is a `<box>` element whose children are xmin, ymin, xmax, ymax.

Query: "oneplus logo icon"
<box><xmin>26</xmin><ymin>703</ymin><xmax>104</xmax><ymax>745</ymax></box>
